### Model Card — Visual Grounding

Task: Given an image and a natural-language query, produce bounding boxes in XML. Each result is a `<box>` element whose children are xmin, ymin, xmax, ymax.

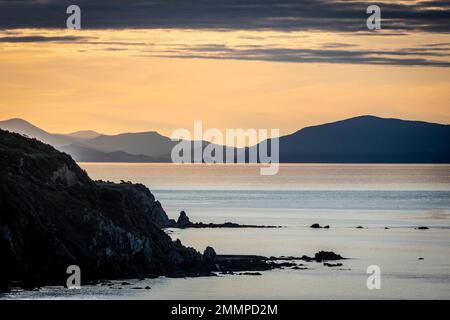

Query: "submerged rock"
<box><xmin>324</xmin><ymin>262</ymin><xmax>343</xmax><ymax>267</ymax></box>
<box><xmin>268</xmin><ymin>256</ymin><xmax>303</xmax><ymax>261</ymax></box>
<box><xmin>220</xmin><ymin>271</ymin><xmax>235</xmax><ymax>275</ymax></box>
<box><xmin>291</xmin><ymin>266</ymin><xmax>308</xmax><ymax>270</ymax></box>
<box><xmin>276</xmin><ymin>262</ymin><xmax>297</xmax><ymax>268</ymax></box>
<box><xmin>214</xmin><ymin>255</ymin><xmax>275</xmax><ymax>273</ymax></box>
<box><xmin>238</xmin><ymin>272</ymin><xmax>262</xmax><ymax>276</ymax></box>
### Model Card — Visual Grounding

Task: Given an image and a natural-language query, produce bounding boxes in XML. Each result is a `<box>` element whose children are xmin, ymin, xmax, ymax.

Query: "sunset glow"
<box><xmin>1</xmin><ymin>28</ymin><xmax>449</xmax><ymax>136</ymax></box>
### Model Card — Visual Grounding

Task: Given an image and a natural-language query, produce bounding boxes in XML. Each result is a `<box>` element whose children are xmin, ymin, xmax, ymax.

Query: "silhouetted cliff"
<box><xmin>0</xmin><ymin>129</ymin><xmax>205</xmax><ymax>288</ymax></box>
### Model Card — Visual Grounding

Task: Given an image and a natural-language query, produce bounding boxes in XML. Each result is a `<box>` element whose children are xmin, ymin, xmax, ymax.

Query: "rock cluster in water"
<box><xmin>268</xmin><ymin>251</ymin><xmax>346</xmax><ymax>266</ymax></box>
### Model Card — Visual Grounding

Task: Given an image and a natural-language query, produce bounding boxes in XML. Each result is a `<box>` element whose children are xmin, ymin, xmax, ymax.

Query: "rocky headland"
<box><xmin>0</xmin><ymin>129</ymin><xmax>286</xmax><ymax>289</ymax></box>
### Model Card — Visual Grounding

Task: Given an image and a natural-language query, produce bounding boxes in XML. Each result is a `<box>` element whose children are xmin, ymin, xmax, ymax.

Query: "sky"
<box><xmin>0</xmin><ymin>0</ymin><xmax>449</xmax><ymax>137</ymax></box>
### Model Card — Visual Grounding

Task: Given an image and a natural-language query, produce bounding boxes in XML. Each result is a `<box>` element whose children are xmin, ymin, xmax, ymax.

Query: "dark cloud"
<box><xmin>2</xmin><ymin>34</ymin><xmax>448</xmax><ymax>67</ymax></box>
<box><xmin>152</xmin><ymin>44</ymin><xmax>450</xmax><ymax>67</ymax></box>
<box><xmin>0</xmin><ymin>0</ymin><xmax>448</xmax><ymax>33</ymax></box>
<box><xmin>0</xmin><ymin>35</ymin><xmax>89</xmax><ymax>42</ymax></box>
<box><xmin>1</xmin><ymin>1</ymin><xmax>448</xmax><ymax>67</ymax></box>
<box><xmin>423</xmin><ymin>42</ymin><xmax>450</xmax><ymax>47</ymax></box>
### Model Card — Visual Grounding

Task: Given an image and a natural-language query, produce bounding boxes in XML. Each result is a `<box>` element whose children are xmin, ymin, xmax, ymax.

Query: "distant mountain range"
<box><xmin>1</xmin><ymin>116</ymin><xmax>449</xmax><ymax>163</ymax></box>
<box><xmin>0</xmin><ymin>118</ymin><xmax>175</xmax><ymax>162</ymax></box>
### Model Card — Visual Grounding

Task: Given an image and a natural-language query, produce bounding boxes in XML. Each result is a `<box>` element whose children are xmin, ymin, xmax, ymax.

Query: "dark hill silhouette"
<box><xmin>271</xmin><ymin>115</ymin><xmax>450</xmax><ymax>163</ymax></box>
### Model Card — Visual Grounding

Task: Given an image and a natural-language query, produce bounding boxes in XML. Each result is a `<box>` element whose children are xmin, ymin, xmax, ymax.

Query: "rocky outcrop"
<box><xmin>268</xmin><ymin>251</ymin><xmax>346</xmax><ymax>263</ymax></box>
<box><xmin>107</xmin><ymin>182</ymin><xmax>176</xmax><ymax>229</ymax></box>
<box><xmin>314</xmin><ymin>251</ymin><xmax>344</xmax><ymax>261</ymax></box>
<box><xmin>0</xmin><ymin>130</ymin><xmax>213</xmax><ymax>288</ymax></box>
<box><xmin>323</xmin><ymin>262</ymin><xmax>343</xmax><ymax>267</ymax></box>
<box><xmin>168</xmin><ymin>211</ymin><xmax>279</xmax><ymax>229</ymax></box>
<box><xmin>176</xmin><ymin>211</ymin><xmax>191</xmax><ymax>228</ymax></box>
<box><xmin>1</xmin><ymin>129</ymin><xmax>353</xmax><ymax>289</ymax></box>
<box><xmin>214</xmin><ymin>255</ymin><xmax>274</xmax><ymax>273</ymax></box>
<box><xmin>203</xmin><ymin>246</ymin><xmax>216</xmax><ymax>262</ymax></box>
<box><xmin>0</xmin><ymin>130</ymin><xmax>281</xmax><ymax>288</ymax></box>
<box><xmin>310</xmin><ymin>223</ymin><xmax>330</xmax><ymax>229</ymax></box>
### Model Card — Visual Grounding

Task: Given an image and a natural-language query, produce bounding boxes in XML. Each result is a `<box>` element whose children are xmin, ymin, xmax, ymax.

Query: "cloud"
<box><xmin>0</xmin><ymin>0</ymin><xmax>448</xmax><ymax>33</ymax></box>
<box><xmin>423</xmin><ymin>42</ymin><xmax>450</xmax><ymax>47</ymax></box>
<box><xmin>0</xmin><ymin>35</ymin><xmax>89</xmax><ymax>42</ymax></box>
<box><xmin>1</xmin><ymin>2</ymin><xmax>448</xmax><ymax>68</ymax></box>
<box><xmin>153</xmin><ymin>46</ymin><xmax>450</xmax><ymax>67</ymax></box>
<box><xmin>321</xmin><ymin>42</ymin><xmax>359</xmax><ymax>49</ymax></box>
<box><xmin>2</xmin><ymin>30</ymin><xmax>449</xmax><ymax>67</ymax></box>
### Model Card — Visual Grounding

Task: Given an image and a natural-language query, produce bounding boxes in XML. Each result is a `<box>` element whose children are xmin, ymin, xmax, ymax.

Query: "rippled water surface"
<box><xmin>5</xmin><ymin>164</ymin><xmax>450</xmax><ymax>299</ymax></box>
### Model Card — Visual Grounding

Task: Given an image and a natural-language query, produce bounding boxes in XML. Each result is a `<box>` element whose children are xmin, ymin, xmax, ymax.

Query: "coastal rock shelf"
<box><xmin>165</xmin><ymin>211</ymin><xmax>280</xmax><ymax>229</ymax></box>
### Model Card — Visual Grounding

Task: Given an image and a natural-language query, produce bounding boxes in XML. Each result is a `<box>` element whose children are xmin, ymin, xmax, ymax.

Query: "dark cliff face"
<box><xmin>0</xmin><ymin>129</ymin><xmax>203</xmax><ymax>288</ymax></box>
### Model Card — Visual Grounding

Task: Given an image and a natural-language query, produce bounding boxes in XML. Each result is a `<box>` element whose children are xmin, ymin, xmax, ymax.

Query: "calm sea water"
<box><xmin>5</xmin><ymin>164</ymin><xmax>450</xmax><ymax>299</ymax></box>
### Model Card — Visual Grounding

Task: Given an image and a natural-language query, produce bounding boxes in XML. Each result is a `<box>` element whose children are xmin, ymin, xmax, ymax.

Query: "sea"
<box><xmin>5</xmin><ymin>164</ymin><xmax>450</xmax><ymax>299</ymax></box>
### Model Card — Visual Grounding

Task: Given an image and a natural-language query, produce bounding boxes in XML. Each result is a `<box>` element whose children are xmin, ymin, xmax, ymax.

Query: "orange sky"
<box><xmin>0</xmin><ymin>28</ymin><xmax>449</xmax><ymax>136</ymax></box>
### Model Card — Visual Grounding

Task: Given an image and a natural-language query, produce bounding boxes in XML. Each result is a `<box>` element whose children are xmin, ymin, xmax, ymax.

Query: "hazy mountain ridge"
<box><xmin>67</xmin><ymin>130</ymin><xmax>101</xmax><ymax>139</ymax></box>
<box><xmin>79</xmin><ymin>131</ymin><xmax>176</xmax><ymax>158</ymax></box>
<box><xmin>59</xmin><ymin>144</ymin><xmax>171</xmax><ymax>162</ymax></box>
<box><xmin>0</xmin><ymin>118</ymin><xmax>84</xmax><ymax>148</ymax></box>
<box><xmin>0</xmin><ymin>118</ymin><xmax>175</xmax><ymax>162</ymax></box>
<box><xmin>1</xmin><ymin>116</ymin><xmax>449</xmax><ymax>163</ymax></box>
